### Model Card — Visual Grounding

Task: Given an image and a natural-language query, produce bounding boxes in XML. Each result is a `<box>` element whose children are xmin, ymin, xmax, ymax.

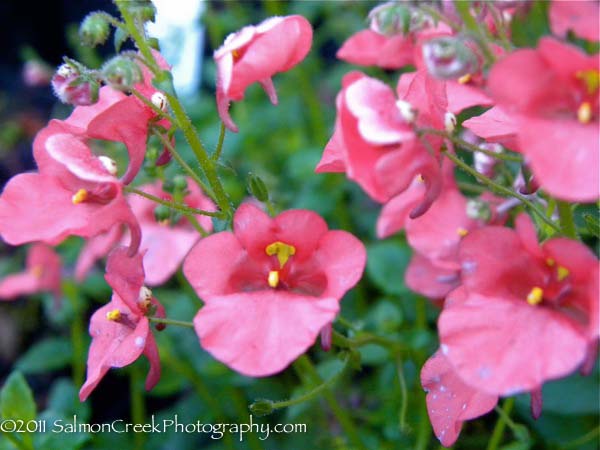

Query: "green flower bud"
<box><xmin>247</xmin><ymin>173</ymin><xmax>269</xmax><ymax>202</ymax></box>
<box><xmin>173</xmin><ymin>175</ymin><xmax>188</xmax><ymax>192</ymax></box>
<box><xmin>102</xmin><ymin>56</ymin><xmax>142</xmax><ymax>89</ymax></box>
<box><xmin>248</xmin><ymin>399</ymin><xmax>274</xmax><ymax>417</ymax></box>
<box><xmin>79</xmin><ymin>12</ymin><xmax>111</xmax><ymax>47</ymax></box>
<box><xmin>154</xmin><ymin>205</ymin><xmax>171</xmax><ymax>223</ymax></box>
<box><xmin>162</xmin><ymin>179</ymin><xmax>175</xmax><ymax>193</ymax></box>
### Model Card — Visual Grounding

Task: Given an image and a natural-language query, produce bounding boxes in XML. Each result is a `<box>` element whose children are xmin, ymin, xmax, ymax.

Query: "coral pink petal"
<box><xmin>549</xmin><ymin>0</ymin><xmax>599</xmax><ymax>42</ymax></box>
<box><xmin>216</xmin><ymin>87</ymin><xmax>238</xmax><ymax>132</ymax></box>
<box><xmin>27</xmin><ymin>243</ymin><xmax>62</xmax><ymax>300</ymax></box>
<box><xmin>194</xmin><ymin>291</ymin><xmax>339</xmax><ymax>376</ymax></box>
<box><xmin>405</xmin><ymin>253</ymin><xmax>460</xmax><ymax>300</ymax></box>
<box><xmin>315</xmin><ymin>127</ymin><xmax>347</xmax><ymax>173</ymax></box>
<box><xmin>104</xmin><ymin>247</ymin><xmax>145</xmax><ymax>310</ymax></box>
<box><xmin>65</xmin><ymin>86</ymin><xmax>127</xmax><ymax>129</ymax></box>
<box><xmin>421</xmin><ymin>350</ymin><xmax>498</xmax><ymax>446</ymax></box>
<box><xmin>336</xmin><ymin>30</ymin><xmax>414</xmax><ymax>69</ymax></box>
<box><xmin>259</xmin><ymin>77</ymin><xmax>278</xmax><ymax>105</ymax></box>
<box><xmin>79</xmin><ymin>299</ymin><xmax>149</xmax><ymax>400</ymax></box>
<box><xmin>345</xmin><ymin>77</ymin><xmax>413</xmax><ymax>145</ymax></box>
<box><xmin>87</xmin><ymin>96</ymin><xmax>153</xmax><ymax>185</ymax></box>
<box><xmin>45</xmin><ymin>133</ymin><xmax>115</xmax><ymax>183</ymax></box>
<box><xmin>139</xmin><ymin>225</ymin><xmax>199</xmax><ymax>286</ymax></box>
<box><xmin>183</xmin><ymin>231</ymin><xmax>244</xmax><ymax>299</ymax></box>
<box><xmin>275</xmin><ymin>209</ymin><xmax>329</xmax><ymax>261</ymax></box>
<box><xmin>462</xmin><ymin>107</ymin><xmax>518</xmax><ymax>148</ymax></box>
<box><xmin>376</xmin><ymin>179</ymin><xmax>427</xmax><ymax>238</ymax></box>
<box><xmin>514</xmin><ymin>213</ymin><xmax>542</xmax><ymax>259</ymax></box>
<box><xmin>446</xmin><ymin>81</ymin><xmax>493</xmax><ymax>114</ymax></box>
<box><xmin>517</xmin><ymin>117</ymin><xmax>599</xmax><ymax>202</ymax></box>
<box><xmin>75</xmin><ymin>226</ymin><xmax>123</xmax><ymax>281</ymax></box>
<box><xmin>142</xmin><ymin>332</ymin><xmax>161</xmax><ymax>390</ymax></box>
<box><xmin>313</xmin><ymin>230</ymin><xmax>366</xmax><ymax>298</ymax></box>
<box><xmin>0</xmin><ymin>273</ymin><xmax>40</xmax><ymax>300</ymax></box>
<box><xmin>233</xmin><ymin>203</ymin><xmax>277</xmax><ymax>257</ymax></box>
<box><xmin>438</xmin><ymin>292</ymin><xmax>589</xmax><ymax>395</ymax></box>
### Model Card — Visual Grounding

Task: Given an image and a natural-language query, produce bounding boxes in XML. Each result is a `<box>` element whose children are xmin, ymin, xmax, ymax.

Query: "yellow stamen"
<box><xmin>557</xmin><ymin>265</ymin><xmax>570</xmax><ymax>282</ymax></box>
<box><xmin>30</xmin><ymin>266</ymin><xmax>43</xmax><ymax>278</ymax></box>
<box><xmin>416</xmin><ymin>174</ymin><xmax>425</xmax><ymax>183</ymax></box>
<box><xmin>577</xmin><ymin>102</ymin><xmax>592</xmax><ymax>124</ymax></box>
<box><xmin>456</xmin><ymin>227</ymin><xmax>469</xmax><ymax>237</ymax></box>
<box><xmin>265</xmin><ymin>241</ymin><xmax>296</xmax><ymax>268</ymax></box>
<box><xmin>458</xmin><ymin>73</ymin><xmax>472</xmax><ymax>84</ymax></box>
<box><xmin>72</xmin><ymin>188</ymin><xmax>88</xmax><ymax>205</ymax></box>
<box><xmin>232</xmin><ymin>49</ymin><xmax>241</xmax><ymax>61</ymax></box>
<box><xmin>106</xmin><ymin>309</ymin><xmax>122</xmax><ymax>321</ymax></box>
<box><xmin>576</xmin><ymin>69</ymin><xmax>599</xmax><ymax>95</ymax></box>
<box><xmin>526</xmin><ymin>287</ymin><xmax>544</xmax><ymax>306</ymax></box>
<box><xmin>268</xmin><ymin>270</ymin><xmax>279</xmax><ymax>288</ymax></box>
<box><xmin>545</xmin><ymin>258</ymin><xmax>555</xmax><ymax>267</ymax></box>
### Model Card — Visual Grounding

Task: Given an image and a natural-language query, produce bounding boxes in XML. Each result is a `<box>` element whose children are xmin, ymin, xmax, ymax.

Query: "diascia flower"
<box><xmin>439</xmin><ymin>214</ymin><xmax>599</xmax><ymax>396</ymax></box>
<box><xmin>0</xmin><ymin>130</ymin><xmax>140</xmax><ymax>252</ymax></box>
<box><xmin>79</xmin><ymin>247</ymin><xmax>165</xmax><ymax>401</ymax></box>
<box><xmin>75</xmin><ymin>179</ymin><xmax>216</xmax><ymax>286</ymax></box>
<box><xmin>549</xmin><ymin>0</ymin><xmax>599</xmax><ymax>42</ymax></box>
<box><xmin>421</xmin><ymin>349</ymin><xmax>498</xmax><ymax>447</ymax></box>
<box><xmin>214</xmin><ymin>15</ymin><xmax>313</xmax><ymax>132</ymax></box>
<box><xmin>487</xmin><ymin>37</ymin><xmax>600</xmax><ymax>201</ymax></box>
<box><xmin>183</xmin><ymin>203</ymin><xmax>366</xmax><ymax>376</ymax></box>
<box><xmin>0</xmin><ymin>244</ymin><xmax>61</xmax><ymax>303</ymax></box>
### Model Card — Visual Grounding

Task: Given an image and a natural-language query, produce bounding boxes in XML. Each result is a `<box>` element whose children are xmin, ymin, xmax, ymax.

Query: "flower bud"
<box><xmin>474</xmin><ymin>143</ymin><xmax>503</xmax><ymax>178</ymax></box>
<box><xmin>154</xmin><ymin>205</ymin><xmax>171</xmax><ymax>223</ymax></box>
<box><xmin>444</xmin><ymin>112</ymin><xmax>457</xmax><ymax>133</ymax></box>
<box><xmin>396</xmin><ymin>100</ymin><xmax>417</xmax><ymax>123</ymax></box>
<box><xmin>248</xmin><ymin>399</ymin><xmax>274</xmax><ymax>417</ymax></box>
<box><xmin>172</xmin><ymin>175</ymin><xmax>188</xmax><ymax>192</ymax></box>
<box><xmin>369</xmin><ymin>2</ymin><xmax>432</xmax><ymax>36</ymax></box>
<box><xmin>422</xmin><ymin>36</ymin><xmax>478</xmax><ymax>80</ymax></box>
<box><xmin>162</xmin><ymin>179</ymin><xmax>175</xmax><ymax>193</ymax></box>
<box><xmin>102</xmin><ymin>56</ymin><xmax>143</xmax><ymax>90</ymax></box>
<box><xmin>124</xmin><ymin>0</ymin><xmax>156</xmax><ymax>23</ymax></box>
<box><xmin>247</xmin><ymin>173</ymin><xmax>269</xmax><ymax>202</ymax></box>
<box><xmin>51</xmin><ymin>63</ymin><xmax>99</xmax><ymax>106</ymax></box>
<box><xmin>79</xmin><ymin>12</ymin><xmax>110</xmax><ymax>47</ymax></box>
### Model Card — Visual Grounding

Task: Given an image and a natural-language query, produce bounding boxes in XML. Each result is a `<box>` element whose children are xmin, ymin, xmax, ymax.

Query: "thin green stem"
<box><xmin>487</xmin><ymin>398</ymin><xmax>515</xmax><ymax>450</ymax></box>
<box><xmin>420</xmin><ymin>128</ymin><xmax>522</xmax><ymax>162</ymax></box>
<box><xmin>124</xmin><ymin>186</ymin><xmax>222</xmax><ymax>218</ymax></box>
<box><xmin>441</xmin><ymin>150</ymin><xmax>561</xmax><ymax>233</ymax></box>
<box><xmin>396</xmin><ymin>357</ymin><xmax>408</xmax><ymax>433</ymax></box>
<box><xmin>557</xmin><ymin>200</ymin><xmax>578</xmax><ymax>239</ymax></box>
<box><xmin>130</xmin><ymin>364</ymin><xmax>147</xmax><ymax>450</ymax></box>
<box><xmin>212</xmin><ymin>122</ymin><xmax>226</xmax><ymax>161</ymax></box>
<box><xmin>562</xmin><ymin>425</ymin><xmax>600</xmax><ymax>449</ymax></box>
<box><xmin>294</xmin><ymin>355</ymin><xmax>368</xmax><ymax>450</ymax></box>
<box><xmin>131</xmin><ymin>88</ymin><xmax>174</xmax><ymax>122</ymax></box>
<box><xmin>415</xmin><ymin>392</ymin><xmax>432</xmax><ymax>450</ymax></box>
<box><xmin>454</xmin><ymin>1</ymin><xmax>496</xmax><ymax>64</ymax></box>
<box><xmin>166</xmin><ymin>94</ymin><xmax>232</xmax><ymax>217</ymax></box>
<box><xmin>457</xmin><ymin>181</ymin><xmax>487</xmax><ymax>194</ymax></box>
<box><xmin>153</xmin><ymin>130</ymin><xmax>216</xmax><ymax>202</ymax></box>
<box><xmin>148</xmin><ymin>316</ymin><xmax>194</xmax><ymax>329</ymax></box>
<box><xmin>63</xmin><ymin>280</ymin><xmax>85</xmax><ymax>387</ymax></box>
<box><xmin>267</xmin><ymin>356</ymin><xmax>351</xmax><ymax>411</ymax></box>
<box><xmin>336</xmin><ymin>315</ymin><xmax>360</xmax><ymax>332</ymax></box>
<box><xmin>332</xmin><ymin>329</ymin><xmax>405</xmax><ymax>353</ymax></box>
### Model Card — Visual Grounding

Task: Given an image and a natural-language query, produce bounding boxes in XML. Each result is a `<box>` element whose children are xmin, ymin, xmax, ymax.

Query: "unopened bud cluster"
<box><xmin>422</xmin><ymin>36</ymin><xmax>479</xmax><ymax>80</ymax></box>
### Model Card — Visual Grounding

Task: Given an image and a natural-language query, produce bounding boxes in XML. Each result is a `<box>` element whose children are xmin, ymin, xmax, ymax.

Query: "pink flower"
<box><xmin>421</xmin><ymin>349</ymin><xmax>498</xmax><ymax>447</ymax></box>
<box><xmin>215</xmin><ymin>15</ymin><xmax>313</xmax><ymax>132</ymax></box>
<box><xmin>79</xmin><ymin>247</ymin><xmax>164</xmax><ymax>401</ymax></box>
<box><xmin>487</xmin><ymin>38</ymin><xmax>599</xmax><ymax>201</ymax></box>
<box><xmin>0</xmin><ymin>244</ymin><xmax>61</xmax><ymax>303</ymax></box>
<box><xmin>76</xmin><ymin>179</ymin><xmax>216</xmax><ymax>286</ymax></box>
<box><xmin>439</xmin><ymin>214</ymin><xmax>599</xmax><ymax>396</ymax></box>
<box><xmin>462</xmin><ymin>106</ymin><xmax>519</xmax><ymax>150</ymax></box>
<box><xmin>0</xmin><ymin>131</ymin><xmax>140</xmax><ymax>252</ymax></box>
<box><xmin>549</xmin><ymin>0</ymin><xmax>599</xmax><ymax>42</ymax></box>
<box><xmin>316</xmin><ymin>70</ymin><xmax>447</xmax><ymax>216</ymax></box>
<box><xmin>183</xmin><ymin>203</ymin><xmax>366</xmax><ymax>376</ymax></box>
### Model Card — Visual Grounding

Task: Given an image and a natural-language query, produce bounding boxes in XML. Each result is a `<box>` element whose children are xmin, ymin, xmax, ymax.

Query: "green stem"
<box><xmin>294</xmin><ymin>355</ymin><xmax>368</xmax><ymax>450</ymax></box>
<box><xmin>153</xmin><ymin>130</ymin><xmax>216</xmax><ymax>202</ymax></box>
<box><xmin>562</xmin><ymin>425</ymin><xmax>600</xmax><ymax>449</ymax></box>
<box><xmin>454</xmin><ymin>1</ymin><xmax>496</xmax><ymax>64</ymax></box>
<box><xmin>441</xmin><ymin>150</ymin><xmax>561</xmax><ymax>233</ymax></box>
<box><xmin>130</xmin><ymin>364</ymin><xmax>146</xmax><ymax>450</ymax></box>
<box><xmin>267</xmin><ymin>356</ymin><xmax>351</xmax><ymax>411</ymax></box>
<box><xmin>124</xmin><ymin>186</ymin><xmax>222</xmax><ymax>218</ymax></box>
<box><xmin>212</xmin><ymin>122</ymin><xmax>226</xmax><ymax>161</ymax></box>
<box><xmin>487</xmin><ymin>398</ymin><xmax>515</xmax><ymax>450</ymax></box>
<box><xmin>130</xmin><ymin>88</ymin><xmax>173</xmax><ymax>121</ymax></box>
<box><xmin>63</xmin><ymin>280</ymin><xmax>85</xmax><ymax>387</ymax></box>
<box><xmin>457</xmin><ymin>181</ymin><xmax>487</xmax><ymax>194</ymax></box>
<box><xmin>148</xmin><ymin>316</ymin><xmax>194</xmax><ymax>328</ymax></box>
<box><xmin>166</xmin><ymin>94</ymin><xmax>232</xmax><ymax>217</ymax></box>
<box><xmin>415</xmin><ymin>392</ymin><xmax>432</xmax><ymax>450</ymax></box>
<box><xmin>396</xmin><ymin>357</ymin><xmax>408</xmax><ymax>433</ymax></box>
<box><xmin>420</xmin><ymin>128</ymin><xmax>523</xmax><ymax>162</ymax></box>
<box><xmin>557</xmin><ymin>200</ymin><xmax>578</xmax><ymax>239</ymax></box>
<box><xmin>332</xmin><ymin>329</ymin><xmax>405</xmax><ymax>353</ymax></box>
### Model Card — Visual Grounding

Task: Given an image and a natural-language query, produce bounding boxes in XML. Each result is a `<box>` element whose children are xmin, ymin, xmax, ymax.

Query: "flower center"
<box><xmin>265</xmin><ymin>241</ymin><xmax>296</xmax><ymax>289</ymax></box>
<box><xmin>106</xmin><ymin>309</ymin><xmax>122</xmax><ymax>321</ymax></box>
<box><xmin>526</xmin><ymin>286</ymin><xmax>544</xmax><ymax>306</ymax></box>
<box><xmin>576</xmin><ymin>69</ymin><xmax>599</xmax><ymax>95</ymax></box>
<box><xmin>526</xmin><ymin>260</ymin><xmax>571</xmax><ymax>307</ymax></box>
<box><xmin>72</xmin><ymin>188</ymin><xmax>88</xmax><ymax>204</ymax></box>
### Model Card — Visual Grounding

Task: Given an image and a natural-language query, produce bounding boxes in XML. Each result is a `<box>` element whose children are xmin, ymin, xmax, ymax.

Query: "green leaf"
<box><xmin>15</xmin><ymin>337</ymin><xmax>73</xmax><ymax>374</ymax></box>
<box><xmin>583</xmin><ymin>213</ymin><xmax>600</xmax><ymax>237</ymax></box>
<box><xmin>0</xmin><ymin>371</ymin><xmax>36</xmax><ymax>421</ymax></box>
<box><xmin>113</xmin><ymin>27</ymin><xmax>129</xmax><ymax>53</ymax></box>
<box><xmin>366</xmin><ymin>240</ymin><xmax>412</xmax><ymax>296</ymax></box>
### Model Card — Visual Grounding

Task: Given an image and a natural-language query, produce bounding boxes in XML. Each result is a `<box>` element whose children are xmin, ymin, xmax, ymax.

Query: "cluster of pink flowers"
<box><xmin>313</xmin><ymin>0</ymin><xmax>599</xmax><ymax>446</ymax></box>
<box><xmin>0</xmin><ymin>13</ymin><xmax>368</xmax><ymax>402</ymax></box>
<box><xmin>0</xmin><ymin>2</ymin><xmax>598</xmax><ymax>447</ymax></box>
